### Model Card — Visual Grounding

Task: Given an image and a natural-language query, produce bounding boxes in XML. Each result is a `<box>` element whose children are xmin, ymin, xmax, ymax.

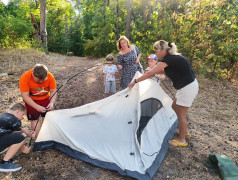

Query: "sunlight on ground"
<box><xmin>86</xmin><ymin>76</ymin><xmax>96</xmax><ymax>84</ymax></box>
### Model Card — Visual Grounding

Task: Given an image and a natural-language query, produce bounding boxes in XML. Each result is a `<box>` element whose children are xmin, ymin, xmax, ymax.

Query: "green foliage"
<box><xmin>68</xmin><ymin>20</ymin><xmax>85</xmax><ymax>56</ymax></box>
<box><xmin>46</xmin><ymin>0</ymin><xmax>75</xmax><ymax>54</ymax></box>
<box><xmin>0</xmin><ymin>2</ymin><xmax>33</xmax><ymax>48</ymax></box>
<box><xmin>0</xmin><ymin>0</ymin><xmax>237</xmax><ymax>80</ymax></box>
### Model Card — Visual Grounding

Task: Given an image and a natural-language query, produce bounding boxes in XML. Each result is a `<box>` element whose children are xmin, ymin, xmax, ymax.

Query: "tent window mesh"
<box><xmin>137</xmin><ymin>98</ymin><xmax>163</xmax><ymax>145</ymax></box>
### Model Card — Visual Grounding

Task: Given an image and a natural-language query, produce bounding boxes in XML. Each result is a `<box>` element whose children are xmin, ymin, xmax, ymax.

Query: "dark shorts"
<box><xmin>25</xmin><ymin>97</ymin><xmax>50</xmax><ymax>120</ymax></box>
<box><xmin>0</xmin><ymin>132</ymin><xmax>25</xmax><ymax>152</ymax></box>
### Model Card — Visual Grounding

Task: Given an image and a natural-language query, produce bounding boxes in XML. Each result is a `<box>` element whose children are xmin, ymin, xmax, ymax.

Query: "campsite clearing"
<box><xmin>0</xmin><ymin>49</ymin><xmax>237</xmax><ymax>180</ymax></box>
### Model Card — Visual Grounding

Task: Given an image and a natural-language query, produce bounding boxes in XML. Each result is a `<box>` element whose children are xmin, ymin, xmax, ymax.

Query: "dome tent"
<box><xmin>33</xmin><ymin>72</ymin><xmax>178</xmax><ymax>180</ymax></box>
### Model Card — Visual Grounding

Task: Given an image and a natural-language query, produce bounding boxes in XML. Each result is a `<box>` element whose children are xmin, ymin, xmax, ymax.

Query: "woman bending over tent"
<box><xmin>128</xmin><ymin>40</ymin><xmax>199</xmax><ymax>147</ymax></box>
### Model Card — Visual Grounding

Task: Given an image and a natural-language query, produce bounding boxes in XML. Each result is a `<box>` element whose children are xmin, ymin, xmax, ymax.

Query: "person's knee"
<box><xmin>172</xmin><ymin>102</ymin><xmax>178</xmax><ymax>112</ymax></box>
<box><xmin>20</xmin><ymin>145</ymin><xmax>31</xmax><ymax>154</ymax></box>
<box><xmin>19</xmin><ymin>139</ymin><xmax>26</xmax><ymax>145</ymax></box>
<box><xmin>172</xmin><ymin>103</ymin><xmax>176</xmax><ymax>110</ymax></box>
<box><xmin>172</xmin><ymin>98</ymin><xmax>177</xmax><ymax>108</ymax></box>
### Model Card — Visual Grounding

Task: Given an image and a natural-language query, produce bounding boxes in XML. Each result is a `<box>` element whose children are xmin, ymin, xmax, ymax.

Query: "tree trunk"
<box><xmin>40</xmin><ymin>0</ymin><xmax>48</xmax><ymax>53</ymax></box>
<box><xmin>30</xmin><ymin>13</ymin><xmax>40</xmax><ymax>41</ymax></box>
<box><xmin>147</xmin><ymin>5</ymin><xmax>152</xmax><ymax>23</ymax></box>
<box><xmin>142</xmin><ymin>0</ymin><xmax>147</xmax><ymax>24</ymax></box>
<box><xmin>65</xmin><ymin>16</ymin><xmax>68</xmax><ymax>40</ymax></box>
<box><xmin>34</xmin><ymin>0</ymin><xmax>39</xmax><ymax>9</ymax></box>
<box><xmin>126</xmin><ymin>0</ymin><xmax>131</xmax><ymax>39</ymax></box>
<box><xmin>142</xmin><ymin>0</ymin><xmax>152</xmax><ymax>25</ymax></box>
<box><xmin>114</xmin><ymin>0</ymin><xmax>119</xmax><ymax>39</ymax></box>
<box><xmin>104</xmin><ymin>0</ymin><xmax>108</xmax><ymax>21</ymax></box>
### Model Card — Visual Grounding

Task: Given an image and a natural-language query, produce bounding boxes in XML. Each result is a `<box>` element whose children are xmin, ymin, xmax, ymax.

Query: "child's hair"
<box><xmin>106</xmin><ymin>54</ymin><xmax>114</xmax><ymax>61</ymax></box>
<box><xmin>33</xmin><ymin>64</ymin><xmax>48</xmax><ymax>80</ymax></box>
<box><xmin>9</xmin><ymin>103</ymin><xmax>26</xmax><ymax>112</ymax></box>
<box><xmin>153</xmin><ymin>40</ymin><xmax>181</xmax><ymax>55</ymax></box>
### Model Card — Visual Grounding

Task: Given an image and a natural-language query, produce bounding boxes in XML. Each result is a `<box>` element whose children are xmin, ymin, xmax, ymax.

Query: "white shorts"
<box><xmin>176</xmin><ymin>79</ymin><xmax>199</xmax><ymax>107</ymax></box>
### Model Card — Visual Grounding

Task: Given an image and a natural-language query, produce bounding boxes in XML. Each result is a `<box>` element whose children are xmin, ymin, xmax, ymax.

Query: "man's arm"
<box><xmin>21</xmin><ymin>128</ymin><xmax>36</xmax><ymax>138</ymax></box>
<box><xmin>46</xmin><ymin>89</ymin><xmax>57</xmax><ymax>111</ymax></box>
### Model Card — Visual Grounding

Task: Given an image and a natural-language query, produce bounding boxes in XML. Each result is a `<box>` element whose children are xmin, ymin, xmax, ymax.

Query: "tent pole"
<box><xmin>28</xmin><ymin>63</ymin><xmax>104</xmax><ymax>147</ymax></box>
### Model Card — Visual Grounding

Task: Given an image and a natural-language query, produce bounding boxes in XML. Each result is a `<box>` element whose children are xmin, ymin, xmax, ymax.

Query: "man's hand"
<box><xmin>36</xmin><ymin>105</ymin><xmax>47</xmax><ymax>113</ymax></box>
<box><xmin>46</xmin><ymin>102</ymin><xmax>54</xmax><ymax>111</ymax></box>
<box><xmin>30</xmin><ymin>131</ymin><xmax>36</xmax><ymax>138</ymax></box>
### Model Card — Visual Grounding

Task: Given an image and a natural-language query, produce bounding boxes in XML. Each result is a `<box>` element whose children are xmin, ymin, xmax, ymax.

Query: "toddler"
<box><xmin>103</xmin><ymin>54</ymin><xmax>118</xmax><ymax>98</ymax></box>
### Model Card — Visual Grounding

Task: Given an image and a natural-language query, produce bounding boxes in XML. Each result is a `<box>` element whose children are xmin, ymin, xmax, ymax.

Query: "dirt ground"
<box><xmin>0</xmin><ymin>49</ymin><xmax>237</xmax><ymax>180</ymax></box>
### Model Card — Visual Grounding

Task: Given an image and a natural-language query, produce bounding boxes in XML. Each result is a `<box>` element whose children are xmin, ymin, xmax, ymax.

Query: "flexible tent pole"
<box><xmin>28</xmin><ymin>63</ymin><xmax>104</xmax><ymax>147</ymax></box>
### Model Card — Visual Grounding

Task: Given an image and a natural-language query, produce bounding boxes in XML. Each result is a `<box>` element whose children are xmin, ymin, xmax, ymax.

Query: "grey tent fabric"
<box><xmin>33</xmin><ymin>72</ymin><xmax>178</xmax><ymax>180</ymax></box>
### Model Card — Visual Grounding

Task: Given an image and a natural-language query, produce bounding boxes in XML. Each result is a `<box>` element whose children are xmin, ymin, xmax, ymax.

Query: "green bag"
<box><xmin>206</xmin><ymin>154</ymin><xmax>238</xmax><ymax>180</ymax></box>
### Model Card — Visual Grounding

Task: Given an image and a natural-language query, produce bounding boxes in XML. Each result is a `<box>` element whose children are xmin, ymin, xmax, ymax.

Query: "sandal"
<box><xmin>168</xmin><ymin>139</ymin><xmax>188</xmax><ymax>147</ymax></box>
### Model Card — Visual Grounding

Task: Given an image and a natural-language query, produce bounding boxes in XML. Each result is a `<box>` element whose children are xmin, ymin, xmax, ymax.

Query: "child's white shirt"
<box><xmin>103</xmin><ymin>65</ymin><xmax>118</xmax><ymax>81</ymax></box>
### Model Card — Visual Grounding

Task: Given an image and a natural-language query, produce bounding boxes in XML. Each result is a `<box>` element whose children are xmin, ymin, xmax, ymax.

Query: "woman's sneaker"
<box><xmin>0</xmin><ymin>160</ymin><xmax>22</xmax><ymax>172</ymax></box>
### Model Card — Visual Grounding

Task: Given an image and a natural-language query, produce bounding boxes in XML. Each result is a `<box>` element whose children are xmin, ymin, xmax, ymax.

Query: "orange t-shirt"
<box><xmin>19</xmin><ymin>69</ymin><xmax>56</xmax><ymax>100</ymax></box>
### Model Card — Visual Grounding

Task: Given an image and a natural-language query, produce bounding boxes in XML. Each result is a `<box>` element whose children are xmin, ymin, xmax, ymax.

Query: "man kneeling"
<box><xmin>0</xmin><ymin>103</ymin><xmax>35</xmax><ymax>172</ymax></box>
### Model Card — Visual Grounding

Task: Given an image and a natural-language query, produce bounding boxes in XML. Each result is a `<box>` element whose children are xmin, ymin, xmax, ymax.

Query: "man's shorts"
<box><xmin>105</xmin><ymin>81</ymin><xmax>116</xmax><ymax>94</ymax></box>
<box><xmin>176</xmin><ymin>79</ymin><xmax>199</xmax><ymax>107</ymax></box>
<box><xmin>25</xmin><ymin>97</ymin><xmax>50</xmax><ymax>120</ymax></box>
<box><xmin>0</xmin><ymin>132</ymin><xmax>26</xmax><ymax>152</ymax></box>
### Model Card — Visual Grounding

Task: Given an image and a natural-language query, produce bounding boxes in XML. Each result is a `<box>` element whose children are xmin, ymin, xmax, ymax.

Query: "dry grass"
<box><xmin>0</xmin><ymin>49</ymin><xmax>238</xmax><ymax>180</ymax></box>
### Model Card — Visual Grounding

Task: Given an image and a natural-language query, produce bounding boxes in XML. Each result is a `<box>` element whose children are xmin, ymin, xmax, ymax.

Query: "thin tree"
<box><xmin>30</xmin><ymin>13</ymin><xmax>40</xmax><ymax>41</ymax></box>
<box><xmin>114</xmin><ymin>0</ymin><xmax>119</xmax><ymax>39</ymax></box>
<box><xmin>126</xmin><ymin>0</ymin><xmax>132</xmax><ymax>39</ymax></box>
<box><xmin>40</xmin><ymin>0</ymin><xmax>48</xmax><ymax>53</ymax></box>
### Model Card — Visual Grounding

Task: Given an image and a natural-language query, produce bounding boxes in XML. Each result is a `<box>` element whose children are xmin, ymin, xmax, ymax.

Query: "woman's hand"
<box><xmin>128</xmin><ymin>81</ymin><xmax>136</xmax><ymax>89</ymax></box>
<box><xmin>117</xmin><ymin>65</ymin><xmax>122</xmax><ymax>70</ymax></box>
<box><xmin>156</xmin><ymin>74</ymin><xmax>166</xmax><ymax>80</ymax></box>
<box><xmin>136</xmin><ymin>53</ymin><xmax>142</xmax><ymax>64</ymax></box>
